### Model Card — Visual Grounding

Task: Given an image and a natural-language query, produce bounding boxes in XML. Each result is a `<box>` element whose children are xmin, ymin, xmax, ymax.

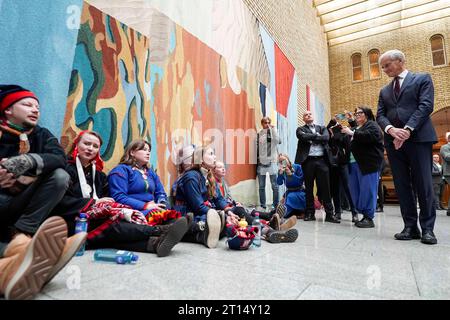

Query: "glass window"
<box><xmin>431</xmin><ymin>35</ymin><xmax>446</xmax><ymax>67</ymax></box>
<box><xmin>368</xmin><ymin>49</ymin><xmax>380</xmax><ymax>79</ymax></box>
<box><xmin>352</xmin><ymin>53</ymin><xmax>362</xmax><ymax>81</ymax></box>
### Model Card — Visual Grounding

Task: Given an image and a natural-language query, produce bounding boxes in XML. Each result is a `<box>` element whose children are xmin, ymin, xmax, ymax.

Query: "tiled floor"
<box><xmin>37</xmin><ymin>206</ymin><xmax>450</xmax><ymax>300</ymax></box>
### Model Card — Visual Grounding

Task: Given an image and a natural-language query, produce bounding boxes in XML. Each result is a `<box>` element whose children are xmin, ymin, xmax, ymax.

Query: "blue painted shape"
<box><xmin>91</xmin><ymin>108</ymin><xmax>114</xmax><ymax>155</ymax></box>
<box><xmin>0</xmin><ymin>0</ymin><xmax>84</xmax><ymax>137</ymax></box>
<box><xmin>73</xmin><ymin>42</ymin><xmax>94</xmax><ymax>128</ymax></box>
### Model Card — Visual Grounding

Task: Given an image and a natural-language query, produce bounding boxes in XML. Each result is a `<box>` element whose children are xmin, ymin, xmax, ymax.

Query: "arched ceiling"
<box><xmin>313</xmin><ymin>0</ymin><xmax>450</xmax><ymax>46</ymax></box>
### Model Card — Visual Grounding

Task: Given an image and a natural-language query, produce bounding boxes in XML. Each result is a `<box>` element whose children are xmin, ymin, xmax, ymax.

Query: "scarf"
<box><xmin>76</xmin><ymin>156</ymin><xmax>99</xmax><ymax>200</ymax></box>
<box><xmin>0</xmin><ymin>119</ymin><xmax>33</xmax><ymax>154</ymax></box>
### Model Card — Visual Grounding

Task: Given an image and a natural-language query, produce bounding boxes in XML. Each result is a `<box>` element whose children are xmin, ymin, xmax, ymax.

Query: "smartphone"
<box><xmin>336</xmin><ymin>113</ymin><xmax>346</xmax><ymax>120</ymax></box>
<box><xmin>281</xmin><ymin>159</ymin><xmax>288</xmax><ymax>167</ymax></box>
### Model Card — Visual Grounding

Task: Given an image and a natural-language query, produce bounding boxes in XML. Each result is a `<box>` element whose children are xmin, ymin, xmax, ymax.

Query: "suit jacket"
<box><xmin>294</xmin><ymin>124</ymin><xmax>333</xmax><ymax>165</ymax></box>
<box><xmin>376</xmin><ymin>71</ymin><xmax>437</xmax><ymax>144</ymax></box>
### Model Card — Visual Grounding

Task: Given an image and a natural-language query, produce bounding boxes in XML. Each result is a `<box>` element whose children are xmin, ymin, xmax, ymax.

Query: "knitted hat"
<box><xmin>0</xmin><ymin>85</ymin><xmax>39</xmax><ymax>114</ymax></box>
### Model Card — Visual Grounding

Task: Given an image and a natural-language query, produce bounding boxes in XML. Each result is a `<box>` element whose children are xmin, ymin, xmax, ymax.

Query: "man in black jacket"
<box><xmin>0</xmin><ymin>85</ymin><xmax>85</xmax><ymax>299</ymax></box>
<box><xmin>294</xmin><ymin>111</ymin><xmax>340</xmax><ymax>223</ymax></box>
<box><xmin>327</xmin><ymin>116</ymin><xmax>358</xmax><ymax>222</ymax></box>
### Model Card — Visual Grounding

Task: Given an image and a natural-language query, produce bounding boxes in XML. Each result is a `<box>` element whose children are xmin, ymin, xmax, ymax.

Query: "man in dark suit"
<box><xmin>376</xmin><ymin>49</ymin><xmax>438</xmax><ymax>245</ymax></box>
<box><xmin>294</xmin><ymin>111</ymin><xmax>340</xmax><ymax>223</ymax></box>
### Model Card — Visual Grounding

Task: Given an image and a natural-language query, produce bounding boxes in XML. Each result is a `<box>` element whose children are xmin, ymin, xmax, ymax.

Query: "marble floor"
<box><xmin>37</xmin><ymin>205</ymin><xmax>450</xmax><ymax>300</ymax></box>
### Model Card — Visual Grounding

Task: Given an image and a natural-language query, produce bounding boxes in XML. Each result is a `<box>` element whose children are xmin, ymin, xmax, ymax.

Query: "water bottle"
<box><xmin>252</xmin><ymin>212</ymin><xmax>261</xmax><ymax>248</ymax></box>
<box><xmin>74</xmin><ymin>213</ymin><xmax>88</xmax><ymax>256</ymax></box>
<box><xmin>93</xmin><ymin>249</ymin><xmax>139</xmax><ymax>264</ymax></box>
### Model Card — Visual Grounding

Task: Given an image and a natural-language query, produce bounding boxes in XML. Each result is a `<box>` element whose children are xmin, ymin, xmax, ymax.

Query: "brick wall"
<box><xmin>329</xmin><ymin>17</ymin><xmax>450</xmax><ymax>117</ymax></box>
<box><xmin>243</xmin><ymin>0</ymin><xmax>330</xmax><ymax>125</ymax></box>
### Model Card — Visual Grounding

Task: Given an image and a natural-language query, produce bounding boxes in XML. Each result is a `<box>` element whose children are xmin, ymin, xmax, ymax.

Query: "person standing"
<box><xmin>341</xmin><ymin>107</ymin><xmax>384</xmax><ymax>228</ymax></box>
<box><xmin>431</xmin><ymin>154</ymin><xmax>443</xmax><ymax>211</ymax></box>
<box><xmin>256</xmin><ymin>117</ymin><xmax>280</xmax><ymax>211</ymax></box>
<box><xmin>294</xmin><ymin>111</ymin><xmax>340</xmax><ymax>223</ymax></box>
<box><xmin>376</xmin><ymin>49</ymin><xmax>438</xmax><ymax>244</ymax></box>
<box><xmin>439</xmin><ymin>135</ymin><xmax>450</xmax><ymax>215</ymax></box>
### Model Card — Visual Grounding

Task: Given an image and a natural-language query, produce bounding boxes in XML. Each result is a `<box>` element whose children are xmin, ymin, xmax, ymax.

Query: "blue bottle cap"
<box><xmin>116</xmin><ymin>256</ymin><xmax>125</xmax><ymax>264</ymax></box>
<box><xmin>79</xmin><ymin>213</ymin><xmax>87</xmax><ymax>219</ymax></box>
<box><xmin>131</xmin><ymin>254</ymin><xmax>139</xmax><ymax>262</ymax></box>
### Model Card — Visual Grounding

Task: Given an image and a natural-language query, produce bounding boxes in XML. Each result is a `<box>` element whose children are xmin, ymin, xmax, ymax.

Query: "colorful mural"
<box><xmin>61</xmin><ymin>3</ymin><xmax>264</xmax><ymax>194</ymax></box>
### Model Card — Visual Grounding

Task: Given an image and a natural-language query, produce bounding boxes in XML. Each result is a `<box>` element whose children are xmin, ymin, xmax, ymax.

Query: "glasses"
<box><xmin>354</xmin><ymin>111</ymin><xmax>364</xmax><ymax>116</ymax></box>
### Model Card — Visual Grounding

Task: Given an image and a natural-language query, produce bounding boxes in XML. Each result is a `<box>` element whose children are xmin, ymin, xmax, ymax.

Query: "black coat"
<box><xmin>0</xmin><ymin>125</ymin><xmax>66</xmax><ymax>176</ymax></box>
<box><xmin>51</xmin><ymin>161</ymin><xmax>109</xmax><ymax>219</ymax></box>
<box><xmin>350</xmin><ymin>120</ymin><xmax>384</xmax><ymax>174</ymax></box>
<box><xmin>327</xmin><ymin>120</ymin><xmax>351</xmax><ymax>166</ymax></box>
<box><xmin>295</xmin><ymin>124</ymin><xmax>334</xmax><ymax>165</ymax></box>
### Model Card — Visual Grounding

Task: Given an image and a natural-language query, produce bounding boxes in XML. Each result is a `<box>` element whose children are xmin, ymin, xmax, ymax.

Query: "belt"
<box><xmin>287</xmin><ymin>186</ymin><xmax>304</xmax><ymax>192</ymax></box>
<box><xmin>307</xmin><ymin>155</ymin><xmax>324</xmax><ymax>159</ymax></box>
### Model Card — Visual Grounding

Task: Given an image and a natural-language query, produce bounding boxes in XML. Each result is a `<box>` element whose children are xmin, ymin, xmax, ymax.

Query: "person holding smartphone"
<box><xmin>276</xmin><ymin>154</ymin><xmax>306</xmax><ymax>219</ymax></box>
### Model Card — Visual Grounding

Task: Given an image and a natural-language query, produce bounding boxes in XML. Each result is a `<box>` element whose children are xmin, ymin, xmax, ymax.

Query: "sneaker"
<box><xmin>203</xmin><ymin>210</ymin><xmax>221</xmax><ymax>248</ymax></box>
<box><xmin>265</xmin><ymin>229</ymin><xmax>298</xmax><ymax>243</ymax></box>
<box><xmin>280</xmin><ymin>216</ymin><xmax>297</xmax><ymax>231</ymax></box>
<box><xmin>2</xmin><ymin>216</ymin><xmax>67</xmax><ymax>300</ymax></box>
<box><xmin>44</xmin><ymin>232</ymin><xmax>87</xmax><ymax>285</ymax></box>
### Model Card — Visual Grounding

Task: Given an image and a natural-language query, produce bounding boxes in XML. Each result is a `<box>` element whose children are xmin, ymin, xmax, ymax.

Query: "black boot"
<box><xmin>325</xmin><ymin>213</ymin><xmax>340</xmax><ymax>223</ymax></box>
<box><xmin>147</xmin><ymin>218</ymin><xmax>188</xmax><ymax>257</ymax></box>
<box><xmin>265</xmin><ymin>228</ymin><xmax>298</xmax><ymax>243</ymax></box>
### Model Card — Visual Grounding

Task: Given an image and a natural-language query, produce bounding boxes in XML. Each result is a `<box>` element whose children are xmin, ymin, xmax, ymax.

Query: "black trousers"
<box><xmin>330</xmin><ymin>164</ymin><xmax>355</xmax><ymax>214</ymax></box>
<box><xmin>0</xmin><ymin>168</ymin><xmax>69</xmax><ymax>241</ymax></box>
<box><xmin>302</xmin><ymin>157</ymin><xmax>334</xmax><ymax>215</ymax></box>
<box><xmin>386</xmin><ymin>141</ymin><xmax>436</xmax><ymax>231</ymax></box>
<box><xmin>87</xmin><ymin>220</ymin><xmax>160</xmax><ymax>253</ymax></box>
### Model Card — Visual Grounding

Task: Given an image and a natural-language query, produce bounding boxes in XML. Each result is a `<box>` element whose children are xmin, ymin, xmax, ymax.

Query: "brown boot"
<box><xmin>280</xmin><ymin>216</ymin><xmax>297</xmax><ymax>231</ymax></box>
<box><xmin>0</xmin><ymin>216</ymin><xmax>67</xmax><ymax>299</ymax></box>
<box><xmin>44</xmin><ymin>232</ymin><xmax>87</xmax><ymax>286</ymax></box>
<box><xmin>269</xmin><ymin>214</ymin><xmax>281</xmax><ymax>231</ymax></box>
<box><xmin>147</xmin><ymin>217</ymin><xmax>188</xmax><ymax>257</ymax></box>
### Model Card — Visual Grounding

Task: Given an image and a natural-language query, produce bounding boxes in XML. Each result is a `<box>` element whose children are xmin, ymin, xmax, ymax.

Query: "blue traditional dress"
<box><xmin>276</xmin><ymin>164</ymin><xmax>306</xmax><ymax>218</ymax></box>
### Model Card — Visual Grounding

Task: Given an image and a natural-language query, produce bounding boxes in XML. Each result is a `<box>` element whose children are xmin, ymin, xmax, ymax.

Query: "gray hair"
<box><xmin>379</xmin><ymin>49</ymin><xmax>406</xmax><ymax>64</ymax></box>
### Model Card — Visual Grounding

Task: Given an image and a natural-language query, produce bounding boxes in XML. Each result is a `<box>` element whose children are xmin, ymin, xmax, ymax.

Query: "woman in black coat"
<box><xmin>341</xmin><ymin>106</ymin><xmax>384</xmax><ymax>228</ymax></box>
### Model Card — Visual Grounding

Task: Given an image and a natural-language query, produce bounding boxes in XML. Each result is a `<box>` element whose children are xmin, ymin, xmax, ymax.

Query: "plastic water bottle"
<box><xmin>252</xmin><ymin>212</ymin><xmax>261</xmax><ymax>248</ymax></box>
<box><xmin>74</xmin><ymin>213</ymin><xmax>88</xmax><ymax>256</ymax></box>
<box><xmin>93</xmin><ymin>249</ymin><xmax>139</xmax><ymax>264</ymax></box>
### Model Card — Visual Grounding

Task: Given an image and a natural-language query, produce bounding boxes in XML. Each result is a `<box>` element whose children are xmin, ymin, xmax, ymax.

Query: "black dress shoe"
<box><xmin>304</xmin><ymin>214</ymin><xmax>316</xmax><ymax>221</ymax></box>
<box><xmin>335</xmin><ymin>212</ymin><xmax>342</xmax><ymax>220</ymax></box>
<box><xmin>351</xmin><ymin>214</ymin><xmax>359</xmax><ymax>223</ymax></box>
<box><xmin>447</xmin><ymin>211</ymin><xmax>450</xmax><ymax>216</ymax></box>
<box><xmin>325</xmin><ymin>215</ymin><xmax>340</xmax><ymax>223</ymax></box>
<box><xmin>355</xmin><ymin>217</ymin><xmax>374</xmax><ymax>228</ymax></box>
<box><xmin>394</xmin><ymin>227</ymin><xmax>421</xmax><ymax>240</ymax></box>
<box><xmin>421</xmin><ymin>230</ymin><xmax>437</xmax><ymax>245</ymax></box>
<box><xmin>376</xmin><ymin>207</ymin><xmax>384</xmax><ymax>212</ymax></box>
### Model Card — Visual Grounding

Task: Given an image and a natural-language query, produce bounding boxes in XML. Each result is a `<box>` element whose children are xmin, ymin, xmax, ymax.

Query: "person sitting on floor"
<box><xmin>276</xmin><ymin>154</ymin><xmax>306</xmax><ymax>219</ymax></box>
<box><xmin>213</xmin><ymin>160</ymin><xmax>297</xmax><ymax>233</ymax></box>
<box><xmin>54</xmin><ymin>133</ymin><xmax>187</xmax><ymax>257</ymax></box>
<box><xmin>0</xmin><ymin>85</ymin><xmax>86</xmax><ymax>299</ymax></box>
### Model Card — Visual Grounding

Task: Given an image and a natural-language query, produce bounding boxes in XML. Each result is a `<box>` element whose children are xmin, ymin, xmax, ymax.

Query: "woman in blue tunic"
<box><xmin>276</xmin><ymin>154</ymin><xmax>306</xmax><ymax>218</ymax></box>
<box><xmin>108</xmin><ymin>140</ymin><xmax>170</xmax><ymax>217</ymax></box>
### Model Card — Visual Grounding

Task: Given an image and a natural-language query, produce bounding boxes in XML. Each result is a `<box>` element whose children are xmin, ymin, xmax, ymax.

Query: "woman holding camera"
<box><xmin>341</xmin><ymin>107</ymin><xmax>384</xmax><ymax>228</ymax></box>
<box><xmin>276</xmin><ymin>154</ymin><xmax>306</xmax><ymax>218</ymax></box>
